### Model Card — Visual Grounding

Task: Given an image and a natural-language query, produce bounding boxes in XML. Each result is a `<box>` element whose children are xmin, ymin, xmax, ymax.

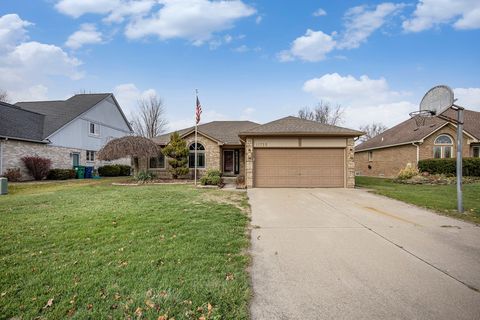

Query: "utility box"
<box><xmin>0</xmin><ymin>177</ymin><xmax>7</xmax><ymax>195</ymax></box>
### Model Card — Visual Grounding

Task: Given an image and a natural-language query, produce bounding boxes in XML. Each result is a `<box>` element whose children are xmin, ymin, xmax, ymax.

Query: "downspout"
<box><xmin>0</xmin><ymin>138</ymin><xmax>5</xmax><ymax>175</ymax></box>
<box><xmin>412</xmin><ymin>142</ymin><xmax>420</xmax><ymax>166</ymax></box>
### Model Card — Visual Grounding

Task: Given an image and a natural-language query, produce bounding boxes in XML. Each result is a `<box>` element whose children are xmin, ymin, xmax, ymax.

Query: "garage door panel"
<box><xmin>254</xmin><ymin>148</ymin><xmax>344</xmax><ymax>188</ymax></box>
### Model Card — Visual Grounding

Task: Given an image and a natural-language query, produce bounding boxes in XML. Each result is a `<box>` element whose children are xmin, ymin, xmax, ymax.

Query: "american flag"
<box><xmin>195</xmin><ymin>96</ymin><xmax>202</xmax><ymax>124</ymax></box>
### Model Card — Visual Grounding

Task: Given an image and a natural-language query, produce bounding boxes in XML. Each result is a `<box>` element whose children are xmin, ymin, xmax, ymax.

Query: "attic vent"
<box><xmin>430</xmin><ymin>124</ymin><xmax>436</xmax><ymax>127</ymax></box>
<box><xmin>413</xmin><ymin>128</ymin><xmax>419</xmax><ymax>131</ymax></box>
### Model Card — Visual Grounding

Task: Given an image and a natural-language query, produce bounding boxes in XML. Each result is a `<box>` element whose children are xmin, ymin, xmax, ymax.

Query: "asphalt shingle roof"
<box><xmin>356</xmin><ymin>109</ymin><xmax>480</xmax><ymax>152</ymax></box>
<box><xmin>153</xmin><ymin>121</ymin><xmax>260</xmax><ymax>145</ymax></box>
<box><xmin>0</xmin><ymin>101</ymin><xmax>46</xmax><ymax>142</ymax></box>
<box><xmin>239</xmin><ymin>116</ymin><xmax>363</xmax><ymax>136</ymax></box>
<box><xmin>16</xmin><ymin>93</ymin><xmax>111</xmax><ymax>138</ymax></box>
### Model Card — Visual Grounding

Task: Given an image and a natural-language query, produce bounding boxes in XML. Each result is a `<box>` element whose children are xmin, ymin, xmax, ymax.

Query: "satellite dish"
<box><xmin>419</xmin><ymin>85</ymin><xmax>454</xmax><ymax>116</ymax></box>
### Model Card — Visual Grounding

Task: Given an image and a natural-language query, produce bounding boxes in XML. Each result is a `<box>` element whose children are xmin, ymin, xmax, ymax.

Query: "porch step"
<box><xmin>222</xmin><ymin>176</ymin><xmax>237</xmax><ymax>184</ymax></box>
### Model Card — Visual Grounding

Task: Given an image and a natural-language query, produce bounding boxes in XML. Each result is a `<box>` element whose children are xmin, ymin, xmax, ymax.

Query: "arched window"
<box><xmin>189</xmin><ymin>143</ymin><xmax>205</xmax><ymax>168</ymax></box>
<box><xmin>433</xmin><ymin>134</ymin><xmax>453</xmax><ymax>158</ymax></box>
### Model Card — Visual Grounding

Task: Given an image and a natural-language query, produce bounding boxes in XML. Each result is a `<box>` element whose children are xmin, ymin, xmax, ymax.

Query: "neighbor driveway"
<box><xmin>249</xmin><ymin>188</ymin><xmax>480</xmax><ymax>320</ymax></box>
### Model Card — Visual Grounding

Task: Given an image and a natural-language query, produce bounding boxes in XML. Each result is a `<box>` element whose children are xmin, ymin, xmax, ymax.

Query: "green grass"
<box><xmin>356</xmin><ymin>176</ymin><xmax>480</xmax><ymax>224</ymax></box>
<box><xmin>0</xmin><ymin>178</ymin><xmax>251</xmax><ymax>319</ymax></box>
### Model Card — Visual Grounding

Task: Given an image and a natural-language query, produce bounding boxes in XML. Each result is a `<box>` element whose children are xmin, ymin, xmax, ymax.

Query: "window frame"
<box><xmin>473</xmin><ymin>146</ymin><xmax>480</xmax><ymax>158</ymax></box>
<box><xmin>86</xmin><ymin>150</ymin><xmax>95</xmax><ymax>162</ymax></box>
<box><xmin>89</xmin><ymin>122</ymin><xmax>100</xmax><ymax>136</ymax></box>
<box><xmin>433</xmin><ymin>134</ymin><xmax>454</xmax><ymax>159</ymax></box>
<box><xmin>188</xmin><ymin>142</ymin><xmax>206</xmax><ymax>168</ymax></box>
<box><xmin>149</xmin><ymin>153</ymin><xmax>166</xmax><ymax>169</ymax></box>
<box><xmin>368</xmin><ymin>151</ymin><xmax>373</xmax><ymax>162</ymax></box>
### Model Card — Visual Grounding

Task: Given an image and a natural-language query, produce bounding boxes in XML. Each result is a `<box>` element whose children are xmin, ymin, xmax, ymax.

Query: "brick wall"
<box><xmin>355</xmin><ymin>124</ymin><xmax>474</xmax><ymax>178</ymax></box>
<box><xmin>1</xmin><ymin>139</ymin><xmax>129</xmax><ymax>180</ymax></box>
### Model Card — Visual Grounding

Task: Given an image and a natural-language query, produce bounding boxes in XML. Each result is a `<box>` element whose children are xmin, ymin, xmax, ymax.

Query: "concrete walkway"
<box><xmin>248</xmin><ymin>188</ymin><xmax>480</xmax><ymax>320</ymax></box>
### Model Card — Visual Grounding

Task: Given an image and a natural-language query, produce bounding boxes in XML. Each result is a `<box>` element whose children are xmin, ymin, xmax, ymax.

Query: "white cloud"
<box><xmin>279</xmin><ymin>3</ymin><xmax>404</xmax><ymax>62</ymax></box>
<box><xmin>454</xmin><ymin>88</ymin><xmax>480</xmax><ymax>110</ymax></box>
<box><xmin>0</xmin><ymin>14</ymin><xmax>83</xmax><ymax>101</ymax></box>
<box><xmin>113</xmin><ymin>83</ymin><xmax>157</xmax><ymax>117</ymax></box>
<box><xmin>55</xmin><ymin>0</ymin><xmax>120</xmax><ymax>18</ymax></box>
<box><xmin>403</xmin><ymin>0</ymin><xmax>480</xmax><ymax>32</ymax></box>
<box><xmin>278</xmin><ymin>29</ymin><xmax>336</xmax><ymax>62</ymax></box>
<box><xmin>0</xmin><ymin>14</ymin><xmax>32</xmax><ymax>52</ymax></box>
<box><xmin>313</xmin><ymin>8</ymin><xmax>327</xmax><ymax>17</ymax></box>
<box><xmin>302</xmin><ymin>73</ymin><xmax>416</xmax><ymax>128</ymax></box>
<box><xmin>124</xmin><ymin>0</ymin><xmax>256</xmax><ymax>43</ymax></box>
<box><xmin>337</xmin><ymin>2</ymin><xmax>405</xmax><ymax>49</ymax></box>
<box><xmin>255</xmin><ymin>15</ymin><xmax>263</xmax><ymax>24</ymax></box>
<box><xmin>104</xmin><ymin>0</ymin><xmax>156</xmax><ymax>23</ymax></box>
<box><xmin>167</xmin><ymin>109</ymin><xmax>229</xmax><ymax>131</ymax></box>
<box><xmin>65</xmin><ymin>24</ymin><xmax>103</xmax><ymax>49</ymax></box>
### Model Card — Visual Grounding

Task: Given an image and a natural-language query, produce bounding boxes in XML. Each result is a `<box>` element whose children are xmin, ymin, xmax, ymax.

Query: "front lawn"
<box><xmin>356</xmin><ymin>176</ymin><xmax>480</xmax><ymax>224</ymax></box>
<box><xmin>0</xmin><ymin>179</ymin><xmax>250</xmax><ymax>319</ymax></box>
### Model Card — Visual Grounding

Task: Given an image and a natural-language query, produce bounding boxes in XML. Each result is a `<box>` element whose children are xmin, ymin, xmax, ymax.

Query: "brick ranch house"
<box><xmin>145</xmin><ymin>116</ymin><xmax>363</xmax><ymax>188</ymax></box>
<box><xmin>0</xmin><ymin>94</ymin><xmax>133</xmax><ymax>180</ymax></box>
<box><xmin>355</xmin><ymin>108</ymin><xmax>480</xmax><ymax>177</ymax></box>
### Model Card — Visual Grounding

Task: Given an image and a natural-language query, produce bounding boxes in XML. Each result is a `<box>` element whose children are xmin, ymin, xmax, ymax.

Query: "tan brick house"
<box><xmin>151</xmin><ymin>116</ymin><xmax>362</xmax><ymax>188</ymax></box>
<box><xmin>355</xmin><ymin>109</ymin><xmax>480</xmax><ymax>177</ymax></box>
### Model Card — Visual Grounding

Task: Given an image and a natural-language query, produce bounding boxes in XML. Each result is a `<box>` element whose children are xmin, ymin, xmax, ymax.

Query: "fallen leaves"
<box><xmin>225</xmin><ymin>273</ymin><xmax>234</xmax><ymax>281</ymax></box>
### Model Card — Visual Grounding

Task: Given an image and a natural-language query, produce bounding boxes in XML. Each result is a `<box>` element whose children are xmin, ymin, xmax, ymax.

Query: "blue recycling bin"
<box><xmin>84</xmin><ymin>166</ymin><xmax>94</xmax><ymax>179</ymax></box>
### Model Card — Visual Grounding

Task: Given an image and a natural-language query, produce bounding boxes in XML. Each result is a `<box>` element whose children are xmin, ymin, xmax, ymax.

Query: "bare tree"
<box><xmin>131</xmin><ymin>94</ymin><xmax>168</xmax><ymax>138</ymax></box>
<box><xmin>359</xmin><ymin>122</ymin><xmax>388</xmax><ymax>142</ymax></box>
<box><xmin>0</xmin><ymin>89</ymin><xmax>10</xmax><ymax>103</ymax></box>
<box><xmin>298</xmin><ymin>101</ymin><xmax>344</xmax><ymax>125</ymax></box>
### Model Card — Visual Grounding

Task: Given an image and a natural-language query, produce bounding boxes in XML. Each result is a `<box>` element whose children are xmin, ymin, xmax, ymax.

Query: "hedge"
<box><xmin>98</xmin><ymin>164</ymin><xmax>131</xmax><ymax>177</ymax></box>
<box><xmin>47</xmin><ymin>169</ymin><xmax>76</xmax><ymax>180</ymax></box>
<box><xmin>418</xmin><ymin>158</ymin><xmax>480</xmax><ymax>176</ymax></box>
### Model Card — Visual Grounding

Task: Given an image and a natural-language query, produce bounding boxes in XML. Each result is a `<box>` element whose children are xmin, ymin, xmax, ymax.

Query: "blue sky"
<box><xmin>1</xmin><ymin>0</ymin><xmax>479</xmax><ymax>131</ymax></box>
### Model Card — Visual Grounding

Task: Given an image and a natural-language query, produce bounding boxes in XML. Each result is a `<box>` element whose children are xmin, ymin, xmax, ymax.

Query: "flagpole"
<box><xmin>194</xmin><ymin>89</ymin><xmax>198</xmax><ymax>186</ymax></box>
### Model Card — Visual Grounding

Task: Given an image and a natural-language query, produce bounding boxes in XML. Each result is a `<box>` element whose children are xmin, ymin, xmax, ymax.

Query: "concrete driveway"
<box><xmin>249</xmin><ymin>188</ymin><xmax>480</xmax><ymax>320</ymax></box>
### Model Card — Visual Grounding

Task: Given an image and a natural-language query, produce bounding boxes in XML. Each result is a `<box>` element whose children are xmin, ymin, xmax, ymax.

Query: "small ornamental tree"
<box><xmin>21</xmin><ymin>156</ymin><xmax>51</xmax><ymax>180</ymax></box>
<box><xmin>161</xmin><ymin>132</ymin><xmax>189</xmax><ymax>179</ymax></box>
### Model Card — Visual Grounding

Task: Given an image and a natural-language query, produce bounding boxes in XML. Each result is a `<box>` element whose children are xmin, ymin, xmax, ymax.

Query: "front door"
<box><xmin>72</xmin><ymin>153</ymin><xmax>80</xmax><ymax>167</ymax></box>
<box><xmin>223</xmin><ymin>150</ymin><xmax>234</xmax><ymax>174</ymax></box>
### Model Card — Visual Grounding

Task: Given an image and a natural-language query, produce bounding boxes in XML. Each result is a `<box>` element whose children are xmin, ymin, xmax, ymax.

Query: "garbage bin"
<box><xmin>74</xmin><ymin>166</ymin><xmax>85</xmax><ymax>179</ymax></box>
<box><xmin>84</xmin><ymin>166</ymin><xmax>94</xmax><ymax>179</ymax></box>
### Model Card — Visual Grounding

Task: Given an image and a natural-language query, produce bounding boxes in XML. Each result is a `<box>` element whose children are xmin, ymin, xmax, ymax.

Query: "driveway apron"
<box><xmin>249</xmin><ymin>188</ymin><xmax>480</xmax><ymax>320</ymax></box>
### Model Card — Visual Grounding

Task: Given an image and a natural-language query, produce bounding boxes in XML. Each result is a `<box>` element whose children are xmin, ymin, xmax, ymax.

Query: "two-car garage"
<box><xmin>254</xmin><ymin>148</ymin><xmax>345</xmax><ymax>188</ymax></box>
<box><xmin>239</xmin><ymin>116</ymin><xmax>362</xmax><ymax>189</ymax></box>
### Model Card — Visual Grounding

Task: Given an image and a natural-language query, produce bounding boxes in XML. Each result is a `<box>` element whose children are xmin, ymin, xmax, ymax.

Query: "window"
<box><xmin>473</xmin><ymin>146</ymin><xmax>480</xmax><ymax>158</ymax></box>
<box><xmin>149</xmin><ymin>153</ymin><xmax>166</xmax><ymax>168</ymax></box>
<box><xmin>86</xmin><ymin>150</ymin><xmax>95</xmax><ymax>162</ymax></box>
<box><xmin>89</xmin><ymin>122</ymin><xmax>99</xmax><ymax>135</ymax></box>
<box><xmin>433</xmin><ymin>134</ymin><xmax>453</xmax><ymax>159</ymax></box>
<box><xmin>188</xmin><ymin>143</ymin><xmax>205</xmax><ymax>168</ymax></box>
<box><xmin>368</xmin><ymin>151</ymin><xmax>373</xmax><ymax>162</ymax></box>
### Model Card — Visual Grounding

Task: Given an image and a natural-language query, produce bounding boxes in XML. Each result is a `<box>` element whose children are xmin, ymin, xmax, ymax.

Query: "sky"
<box><xmin>1</xmin><ymin>0</ymin><xmax>479</xmax><ymax>131</ymax></box>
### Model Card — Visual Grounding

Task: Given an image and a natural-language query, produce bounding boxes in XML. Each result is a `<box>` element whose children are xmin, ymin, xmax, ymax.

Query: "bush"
<box><xmin>117</xmin><ymin>165</ymin><xmax>131</xmax><ymax>176</ymax></box>
<box><xmin>21</xmin><ymin>156</ymin><xmax>51</xmax><ymax>180</ymax></box>
<box><xmin>418</xmin><ymin>158</ymin><xmax>480</xmax><ymax>176</ymax></box>
<box><xmin>396</xmin><ymin>163</ymin><xmax>419</xmax><ymax>180</ymax></box>
<box><xmin>2</xmin><ymin>168</ymin><xmax>22</xmax><ymax>182</ymax></box>
<box><xmin>136</xmin><ymin>170</ymin><xmax>156</xmax><ymax>183</ymax></box>
<box><xmin>97</xmin><ymin>164</ymin><xmax>131</xmax><ymax>177</ymax></box>
<box><xmin>47</xmin><ymin>169</ymin><xmax>76</xmax><ymax>180</ymax></box>
<box><xmin>200</xmin><ymin>169</ymin><xmax>223</xmax><ymax>186</ymax></box>
<box><xmin>98</xmin><ymin>165</ymin><xmax>121</xmax><ymax>177</ymax></box>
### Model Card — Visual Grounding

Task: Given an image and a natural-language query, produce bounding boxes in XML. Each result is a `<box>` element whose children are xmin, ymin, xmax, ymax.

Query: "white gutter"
<box><xmin>0</xmin><ymin>138</ymin><xmax>5</xmax><ymax>175</ymax></box>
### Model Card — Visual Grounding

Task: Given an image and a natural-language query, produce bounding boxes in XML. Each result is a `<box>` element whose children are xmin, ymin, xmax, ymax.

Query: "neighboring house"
<box><xmin>355</xmin><ymin>108</ymin><xmax>480</xmax><ymax>177</ymax></box>
<box><xmin>150</xmin><ymin>116</ymin><xmax>362</xmax><ymax>188</ymax></box>
<box><xmin>0</xmin><ymin>94</ymin><xmax>133</xmax><ymax>180</ymax></box>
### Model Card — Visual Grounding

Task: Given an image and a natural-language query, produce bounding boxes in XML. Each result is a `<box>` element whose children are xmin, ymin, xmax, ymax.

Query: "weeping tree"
<box><xmin>97</xmin><ymin>136</ymin><xmax>159</xmax><ymax>176</ymax></box>
<box><xmin>161</xmin><ymin>132</ymin><xmax>189</xmax><ymax>179</ymax></box>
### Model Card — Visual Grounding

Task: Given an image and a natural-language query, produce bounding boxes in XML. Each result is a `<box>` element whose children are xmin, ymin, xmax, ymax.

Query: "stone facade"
<box><xmin>355</xmin><ymin>124</ymin><xmax>475</xmax><ymax>178</ymax></box>
<box><xmin>0</xmin><ymin>139</ymin><xmax>129</xmax><ymax>180</ymax></box>
<box><xmin>245</xmin><ymin>138</ymin><xmax>254</xmax><ymax>188</ymax></box>
<box><xmin>346</xmin><ymin>138</ymin><xmax>355</xmax><ymax>188</ymax></box>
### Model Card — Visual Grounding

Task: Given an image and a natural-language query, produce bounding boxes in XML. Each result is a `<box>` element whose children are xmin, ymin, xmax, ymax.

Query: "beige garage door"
<box><xmin>254</xmin><ymin>148</ymin><xmax>345</xmax><ymax>188</ymax></box>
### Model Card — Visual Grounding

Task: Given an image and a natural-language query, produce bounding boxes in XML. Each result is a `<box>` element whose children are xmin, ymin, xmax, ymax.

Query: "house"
<box><xmin>149</xmin><ymin>116</ymin><xmax>363</xmax><ymax>188</ymax></box>
<box><xmin>0</xmin><ymin>93</ymin><xmax>133</xmax><ymax>180</ymax></box>
<box><xmin>355</xmin><ymin>108</ymin><xmax>480</xmax><ymax>177</ymax></box>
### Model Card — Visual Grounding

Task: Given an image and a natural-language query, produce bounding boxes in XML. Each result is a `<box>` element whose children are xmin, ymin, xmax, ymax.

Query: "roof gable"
<box><xmin>239</xmin><ymin>116</ymin><xmax>363</xmax><ymax>136</ymax></box>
